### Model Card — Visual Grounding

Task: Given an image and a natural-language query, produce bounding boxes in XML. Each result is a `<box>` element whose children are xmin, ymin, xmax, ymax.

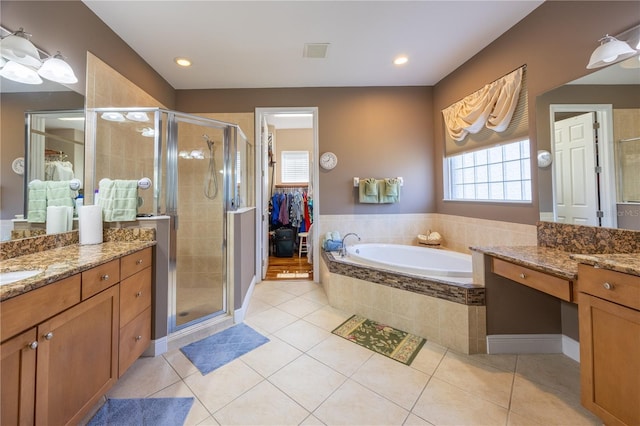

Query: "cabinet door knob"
<box><xmin>603</xmin><ymin>282</ymin><xmax>614</xmax><ymax>290</ymax></box>
<box><xmin>135</xmin><ymin>291</ymin><xmax>142</xmax><ymax>297</ymax></box>
<box><xmin>29</xmin><ymin>341</ymin><xmax>38</xmax><ymax>350</ymax></box>
<box><xmin>135</xmin><ymin>335</ymin><xmax>142</xmax><ymax>341</ymax></box>
<box><xmin>101</xmin><ymin>274</ymin><xmax>110</xmax><ymax>281</ymax></box>
<box><xmin>44</xmin><ymin>332</ymin><xmax>54</xmax><ymax>340</ymax></box>
<box><xmin>136</xmin><ymin>259</ymin><xmax>144</xmax><ymax>265</ymax></box>
<box><xmin>519</xmin><ymin>273</ymin><xmax>526</xmax><ymax>279</ymax></box>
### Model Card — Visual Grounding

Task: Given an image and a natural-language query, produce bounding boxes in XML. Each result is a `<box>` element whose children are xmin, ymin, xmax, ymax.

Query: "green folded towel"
<box><xmin>98</xmin><ymin>179</ymin><xmax>139</xmax><ymax>222</ymax></box>
<box><xmin>380</xmin><ymin>178</ymin><xmax>400</xmax><ymax>203</ymax></box>
<box><xmin>359</xmin><ymin>180</ymin><xmax>379</xmax><ymax>203</ymax></box>
<box><xmin>46</xmin><ymin>181</ymin><xmax>75</xmax><ymax>208</ymax></box>
<box><xmin>385</xmin><ymin>178</ymin><xmax>399</xmax><ymax>196</ymax></box>
<box><xmin>27</xmin><ymin>180</ymin><xmax>47</xmax><ymax>223</ymax></box>
<box><xmin>364</xmin><ymin>178</ymin><xmax>378</xmax><ymax>196</ymax></box>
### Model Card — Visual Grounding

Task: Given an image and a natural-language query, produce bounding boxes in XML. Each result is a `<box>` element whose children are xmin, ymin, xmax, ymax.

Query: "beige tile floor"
<box><xmin>96</xmin><ymin>280</ymin><xmax>602</xmax><ymax>426</ymax></box>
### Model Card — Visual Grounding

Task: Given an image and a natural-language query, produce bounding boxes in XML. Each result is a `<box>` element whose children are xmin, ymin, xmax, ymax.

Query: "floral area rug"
<box><xmin>332</xmin><ymin>315</ymin><xmax>425</xmax><ymax>365</ymax></box>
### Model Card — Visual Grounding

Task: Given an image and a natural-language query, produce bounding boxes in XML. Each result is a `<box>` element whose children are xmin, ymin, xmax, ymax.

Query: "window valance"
<box><xmin>443</xmin><ymin>65</ymin><xmax>528</xmax><ymax>156</ymax></box>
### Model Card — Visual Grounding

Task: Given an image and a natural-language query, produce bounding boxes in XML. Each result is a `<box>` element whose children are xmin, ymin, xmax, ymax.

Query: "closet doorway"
<box><xmin>255</xmin><ymin>107</ymin><xmax>319</xmax><ymax>282</ymax></box>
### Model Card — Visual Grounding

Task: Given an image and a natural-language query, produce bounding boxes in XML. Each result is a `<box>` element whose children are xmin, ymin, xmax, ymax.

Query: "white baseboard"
<box><xmin>142</xmin><ymin>337</ymin><xmax>168</xmax><ymax>357</ymax></box>
<box><xmin>234</xmin><ymin>276</ymin><xmax>257</xmax><ymax>323</ymax></box>
<box><xmin>487</xmin><ymin>334</ymin><xmax>579</xmax><ymax>361</ymax></box>
<box><xmin>562</xmin><ymin>335</ymin><xmax>580</xmax><ymax>362</ymax></box>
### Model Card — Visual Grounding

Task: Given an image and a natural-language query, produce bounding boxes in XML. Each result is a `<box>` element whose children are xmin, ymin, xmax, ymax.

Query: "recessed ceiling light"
<box><xmin>175</xmin><ymin>57</ymin><xmax>192</xmax><ymax>67</ymax></box>
<box><xmin>394</xmin><ymin>56</ymin><xmax>409</xmax><ymax>65</ymax></box>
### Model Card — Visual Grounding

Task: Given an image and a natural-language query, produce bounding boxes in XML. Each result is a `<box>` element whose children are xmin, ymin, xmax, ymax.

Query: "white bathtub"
<box><xmin>343</xmin><ymin>243</ymin><xmax>472</xmax><ymax>279</ymax></box>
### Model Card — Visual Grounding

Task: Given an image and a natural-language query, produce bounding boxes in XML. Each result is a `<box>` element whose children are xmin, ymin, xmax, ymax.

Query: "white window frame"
<box><xmin>281</xmin><ymin>150</ymin><xmax>310</xmax><ymax>184</ymax></box>
<box><xmin>444</xmin><ymin>139</ymin><xmax>532</xmax><ymax>203</ymax></box>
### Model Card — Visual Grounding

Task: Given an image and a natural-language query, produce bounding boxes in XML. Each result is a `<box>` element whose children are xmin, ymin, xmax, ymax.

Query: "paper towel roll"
<box><xmin>46</xmin><ymin>206</ymin><xmax>69</xmax><ymax>234</ymax></box>
<box><xmin>78</xmin><ymin>205</ymin><xmax>103</xmax><ymax>245</ymax></box>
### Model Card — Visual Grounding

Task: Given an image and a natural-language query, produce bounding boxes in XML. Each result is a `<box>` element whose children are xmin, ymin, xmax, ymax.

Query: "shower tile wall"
<box><xmin>175</xmin><ymin>113</ymin><xmax>253</xmax><ymax>325</ymax></box>
<box><xmin>87</xmin><ymin>53</ymin><xmax>163</xmax><ymax>212</ymax></box>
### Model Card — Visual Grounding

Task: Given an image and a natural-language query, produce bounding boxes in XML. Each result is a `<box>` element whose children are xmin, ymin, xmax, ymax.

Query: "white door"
<box><xmin>261</xmin><ymin>116</ymin><xmax>270</xmax><ymax>279</ymax></box>
<box><xmin>553</xmin><ymin>112</ymin><xmax>599</xmax><ymax>225</ymax></box>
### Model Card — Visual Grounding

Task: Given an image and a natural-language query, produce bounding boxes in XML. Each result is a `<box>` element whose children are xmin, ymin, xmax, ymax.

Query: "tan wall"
<box><xmin>274</xmin><ymin>128</ymin><xmax>313</xmax><ymax>186</ymax></box>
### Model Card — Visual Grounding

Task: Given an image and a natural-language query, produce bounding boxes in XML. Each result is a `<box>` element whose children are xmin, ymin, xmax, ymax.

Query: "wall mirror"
<box><xmin>25</xmin><ymin>109</ymin><xmax>85</xmax><ymax>205</ymax></box>
<box><xmin>536</xmin><ymin>52</ymin><xmax>640</xmax><ymax>231</ymax></box>
<box><xmin>1</xmin><ymin>76</ymin><xmax>84</xmax><ymax>241</ymax></box>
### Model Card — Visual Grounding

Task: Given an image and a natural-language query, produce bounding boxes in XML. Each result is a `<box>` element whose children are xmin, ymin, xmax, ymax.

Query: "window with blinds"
<box><xmin>281</xmin><ymin>150</ymin><xmax>310</xmax><ymax>183</ymax></box>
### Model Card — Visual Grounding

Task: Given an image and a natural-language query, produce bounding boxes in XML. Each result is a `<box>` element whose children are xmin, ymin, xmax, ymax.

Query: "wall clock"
<box><xmin>537</xmin><ymin>150</ymin><xmax>552</xmax><ymax>168</ymax></box>
<box><xmin>12</xmin><ymin>157</ymin><xmax>24</xmax><ymax>175</ymax></box>
<box><xmin>320</xmin><ymin>152</ymin><xmax>338</xmax><ymax>170</ymax></box>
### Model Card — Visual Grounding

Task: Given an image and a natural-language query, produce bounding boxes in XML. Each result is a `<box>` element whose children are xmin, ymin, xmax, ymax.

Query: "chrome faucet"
<box><xmin>340</xmin><ymin>233</ymin><xmax>361</xmax><ymax>257</ymax></box>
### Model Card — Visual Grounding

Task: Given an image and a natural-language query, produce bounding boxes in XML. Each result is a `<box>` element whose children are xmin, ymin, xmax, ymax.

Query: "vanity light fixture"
<box><xmin>587</xmin><ymin>35</ymin><xmax>637</xmax><ymax>69</ymax></box>
<box><xmin>140</xmin><ymin>127</ymin><xmax>155</xmax><ymax>137</ymax></box>
<box><xmin>0</xmin><ymin>60</ymin><xmax>42</xmax><ymax>84</ymax></box>
<box><xmin>0</xmin><ymin>26</ymin><xmax>78</xmax><ymax>85</ymax></box>
<box><xmin>0</xmin><ymin>28</ymin><xmax>41</xmax><ymax>67</ymax></box>
<box><xmin>174</xmin><ymin>57</ymin><xmax>192</xmax><ymax>67</ymax></box>
<box><xmin>37</xmin><ymin>53</ymin><xmax>78</xmax><ymax>84</ymax></box>
<box><xmin>393</xmin><ymin>55</ymin><xmax>409</xmax><ymax>65</ymax></box>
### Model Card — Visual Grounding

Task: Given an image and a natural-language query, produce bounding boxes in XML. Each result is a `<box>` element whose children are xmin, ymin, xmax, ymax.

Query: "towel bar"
<box><xmin>353</xmin><ymin>177</ymin><xmax>403</xmax><ymax>187</ymax></box>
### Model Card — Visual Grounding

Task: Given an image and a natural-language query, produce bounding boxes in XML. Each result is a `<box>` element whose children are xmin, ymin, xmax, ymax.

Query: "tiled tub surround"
<box><xmin>317</xmin><ymin>213</ymin><xmax>537</xmax><ymax>254</ymax></box>
<box><xmin>0</xmin><ymin>228</ymin><xmax>156</xmax><ymax>301</ymax></box>
<box><xmin>321</xmin><ymin>251</ymin><xmax>486</xmax><ymax>354</ymax></box>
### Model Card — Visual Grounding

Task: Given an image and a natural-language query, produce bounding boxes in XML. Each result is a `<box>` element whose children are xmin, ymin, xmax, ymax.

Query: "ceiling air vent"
<box><xmin>303</xmin><ymin>43</ymin><xmax>330</xmax><ymax>59</ymax></box>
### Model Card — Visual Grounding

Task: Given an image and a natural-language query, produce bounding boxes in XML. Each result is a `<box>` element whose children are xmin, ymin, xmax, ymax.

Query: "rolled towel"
<box><xmin>27</xmin><ymin>179</ymin><xmax>47</xmax><ymax>223</ymax></box>
<box><xmin>332</xmin><ymin>231</ymin><xmax>341</xmax><ymax>242</ymax></box>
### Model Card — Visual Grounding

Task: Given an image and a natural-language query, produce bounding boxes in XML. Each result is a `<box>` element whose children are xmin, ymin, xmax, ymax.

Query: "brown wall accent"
<box><xmin>177</xmin><ymin>87</ymin><xmax>435</xmax><ymax>214</ymax></box>
<box><xmin>0</xmin><ymin>1</ymin><xmax>175</xmax><ymax>106</ymax></box>
<box><xmin>433</xmin><ymin>1</ymin><xmax>640</xmax><ymax>225</ymax></box>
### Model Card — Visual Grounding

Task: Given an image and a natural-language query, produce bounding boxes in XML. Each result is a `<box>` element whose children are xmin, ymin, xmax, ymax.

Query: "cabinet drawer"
<box><xmin>82</xmin><ymin>260</ymin><xmax>120</xmax><ymax>300</ymax></box>
<box><xmin>121</xmin><ymin>247</ymin><xmax>152</xmax><ymax>281</ymax></box>
<box><xmin>492</xmin><ymin>257</ymin><xmax>573</xmax><ymax>302</ymax></box>
<box><xmin>119</xmin><ymin>267</ymin><xmax>152</xmax><ymax>327</ymax></box>
<box><xmin>1</xmin><ymin>275</ymin><xmax>81</xmax><ymax>342</ymax></box>
<box><xmin>578</xmin><ymin>264</ymin><xmax>640</xmax><ymax>310</ymax></box>
<box><xmin>119</xmin><ymin>307</ymin><xmax>151</xmax><ymax>377</ymax></box>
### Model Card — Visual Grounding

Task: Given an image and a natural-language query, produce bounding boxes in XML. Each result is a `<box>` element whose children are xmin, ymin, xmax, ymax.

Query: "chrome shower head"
<box><xmin>202</xmin><ymin>134</ymin><xmax>215</xmax><ymax>150</ymax></box>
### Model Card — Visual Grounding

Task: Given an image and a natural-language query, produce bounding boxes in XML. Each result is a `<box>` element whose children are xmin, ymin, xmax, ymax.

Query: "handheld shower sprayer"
<box><xmin>202</xmin><ymin>134</ymin><xmax>219</xmax><ymax>199</ymax></box>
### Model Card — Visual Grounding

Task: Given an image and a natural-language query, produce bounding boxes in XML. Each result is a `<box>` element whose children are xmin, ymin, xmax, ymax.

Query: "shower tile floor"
<box><xmin>89</xmin><ymin>280</ymin><xmax>601</xmax><ymax>425</ymax></box>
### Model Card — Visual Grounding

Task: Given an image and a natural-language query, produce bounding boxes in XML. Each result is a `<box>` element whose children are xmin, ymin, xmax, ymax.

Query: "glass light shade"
<box><xmin>587</xmin><ymin>36</ymin><xmax>637</xmax><ymax>69</ymax></box>
<box><xmin>0</xmin><ymin>56</ymin><xmax>6</xmax><ymax>68</ymax></box>
<box><xmin>140</xmin><ymin>127</ymin><xmax>155</xmax><ymax>137</ymax></box>
<box><xmin>37</xmin><ymin>56</ymin><xmax>78</xmax><ymax>84</ymax></box>
<box><xmin>125</xmin><ymin>112</ymin><xmax>150</xmax><ymax>122</ymax></box>
<box><xmin>0</xmin><ymin>32</ymin><xmax>42</xmax><ymax>68</ymax></box>
<box><xmin>0</xmin><ymin>60</ymin><xmax>42</xmax><ymax>84</ymax></box>
<box><xmin>101</xmin><ymin>112</ymin><xmax>125</xmax><ymax>122</ymax></box>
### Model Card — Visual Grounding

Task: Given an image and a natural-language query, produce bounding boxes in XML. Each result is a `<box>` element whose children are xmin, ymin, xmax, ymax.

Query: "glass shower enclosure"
<box><xmin>86</xmin><ymin>107</ymin><xmax>253</xmax><ymax>332</ymax></box>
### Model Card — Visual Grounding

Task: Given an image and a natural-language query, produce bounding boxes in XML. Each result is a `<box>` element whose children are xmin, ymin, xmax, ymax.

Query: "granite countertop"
<box><xmin>570</xmin><ymin>253</ymin><xmax>640</xmax><ymax>277</ymax></box>
<box><xmin>470</xmin><ymin>246</ymin><xmax>579</xmax><ymax>280</ymax></box>
<box><xmin>0</xmin><ymin>241</ymin><xmax>156</xmax><ymax>302</ymax></box>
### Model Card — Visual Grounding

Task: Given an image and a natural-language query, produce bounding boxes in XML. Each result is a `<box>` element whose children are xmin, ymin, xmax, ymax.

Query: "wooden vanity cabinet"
<box><xmin>35</xmin><ymin>285</ymin><xmax>119</xmax><ymax>426</ymax></box>
<box><xmin>1</xmin><ymin>328</ymin><xmax>37</xmax><ymax>425</ymax></box>
<box><xmin>0</xmin><ymin>246</ymin><xmax>153</xmax><ymax>426</ymax></box>
<box><xmin>492</xmin><ymin>257</ymin><xmax>574</xmax><ymax>302</ymax></box>
<box><xmin>578</xmin><ymin>264</ymin><xmax>640</xmax><ymax>426</ymax></box>
<box><xmin>118</xmin><ymin>247</ymin><xmax>152</xmax><ymax>376</ymax></box>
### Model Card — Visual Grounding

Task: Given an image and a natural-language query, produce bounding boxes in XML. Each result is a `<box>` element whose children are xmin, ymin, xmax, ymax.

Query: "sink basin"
<box><xmin>0</xmin><ymin>270</ymin><xmax>44</xmax><ymax>286</ymax></box>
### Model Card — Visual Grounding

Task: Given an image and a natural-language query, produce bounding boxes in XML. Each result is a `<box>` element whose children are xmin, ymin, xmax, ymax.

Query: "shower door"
<box><xmin>167</xmin><ymin>114</ymin><xmax>228</xmax><ymax>330</ymax></box>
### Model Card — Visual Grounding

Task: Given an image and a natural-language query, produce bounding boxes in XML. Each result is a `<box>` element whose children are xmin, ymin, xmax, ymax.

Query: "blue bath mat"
<box><xmin>180</xmin><ymin>323</ymin><xmax>270</xmax><ymax>375</ymax></box>
<box><xmin>88</xmin><ymin>397</ymin><xmax>193</xmax><ymax>426</ymax></box>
